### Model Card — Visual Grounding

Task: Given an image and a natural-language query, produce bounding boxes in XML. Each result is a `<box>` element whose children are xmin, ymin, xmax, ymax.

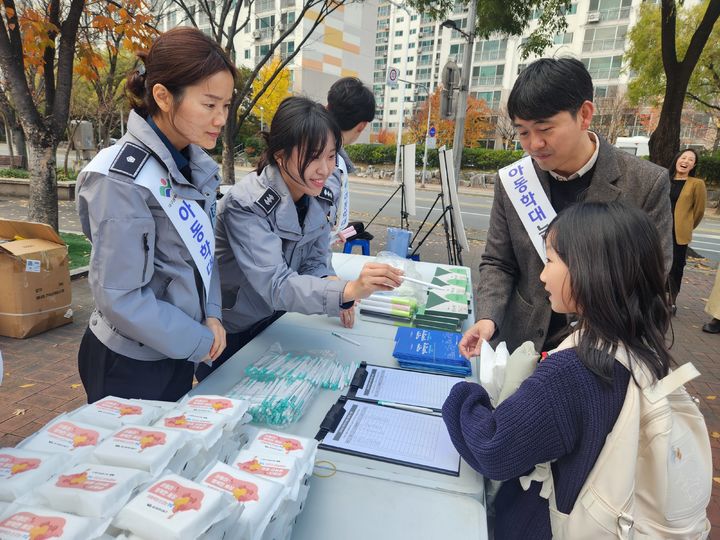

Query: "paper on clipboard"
<box><xmin>354</xmin><ymin>365</ymin><xmax>463</xmax><ymax>411</ymax></box>
<box><xmin>319</xmin><ymin>400</ymin><xmax>460</xmax><ymax>476</ymax></box>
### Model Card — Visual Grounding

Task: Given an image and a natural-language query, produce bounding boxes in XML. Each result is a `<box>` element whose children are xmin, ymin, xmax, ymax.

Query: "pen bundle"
<box><xmin>359</xmin><ymin>293</ymin><xmax>418</xmax><ymax>326</ymax></box>
<box><xmin>226</xmin><ymin>347</ymin><xmax>358</xmax><ymax>426</ymax></box>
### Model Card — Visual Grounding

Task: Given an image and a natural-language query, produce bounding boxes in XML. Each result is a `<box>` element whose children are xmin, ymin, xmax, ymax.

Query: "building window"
<box><xmin>582</xmin><ymin>55</ymin><xmax>623</xmax><ymax>79</ymax></box>
<box><xmin>583</xmin><ymin>25</ymin><xmax>627</xmax><ymax>52</ymax></box>
<box><xmin>394</xmin><ymin>30</ymin><xmax>403</xmax><ymax>37</ymax></box>
<box><xmin>377</xmin><ymin>5</ymin><xmax>390</xmax><ymax>16</ymax></box>
<box><xmin>588</xmin><ymin>0</ymin><xmax>632</xmax><ymax>21</ymax></box>
<box><xmin>244</xmin><ymin>49</ymin><xmax>251</xmax><ymax>59</ymax></box>
<box><xmin>394</xmin><ymin>44</ymin><xmax>402</xmax><ymax>50</ymax></box>
<box><xmin>472</xmin><ymin>64</ymin><xmax>504</xmax><ymax>86</ymax></box>
<box><xmin>256</xmin><ymin>0</ymin><xmax>275</xmax><ymax>13</ymax></box>
<box><xmin>449</xmin><ymin>43</ymin><xmax>465</xmax><ymax>63</ymax></box>
<box><xmin>474</xmin><ymin>90</ymin><xmax>502</xmax><ymax>109</ymax></box>
<box><xmin>554</xmin><ymin>32</ymin><xmax>573</xmax><ymax>45</ymax></box>
<box><xmin>474</xmin><ymin>38</ymin><xmax>508</xmax><ymax>62</ymax></box>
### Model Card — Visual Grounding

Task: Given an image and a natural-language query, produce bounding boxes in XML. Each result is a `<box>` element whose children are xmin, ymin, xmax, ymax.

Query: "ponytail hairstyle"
<box><xmin>126</xmin><ymin>26</ymin><xmax>238</xmax><ymax>118</ymax></box>
<box><xmin>545</xmin><ymin>201</ymin><xmax>672</xmax><ymax>384</ymax></box>
<box><xmin>256</xmin><ymin>96</ymin><xmax>342</xmax><ymax>186</ymax></box>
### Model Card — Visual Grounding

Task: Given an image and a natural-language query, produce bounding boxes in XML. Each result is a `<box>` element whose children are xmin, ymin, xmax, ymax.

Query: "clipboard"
<box><xmin>347</xmin><ymin>362</ymin><xmax>464</xmax><ymax>412</ymax></box>
<box><xmin>315</xmin><ymin>396</ymin><xmax>461</xmax><ymax>477</ymax></box>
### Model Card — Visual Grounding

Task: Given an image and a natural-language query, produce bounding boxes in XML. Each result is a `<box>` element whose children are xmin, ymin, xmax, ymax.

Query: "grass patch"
<box><xmin>0</xmin><ymin>168</ymin><xmax>78</xmax><ymax>182</ymax></box>
<box><xmin>0</xmin><ymin>167</ymin><xmax>29</xmax><ymax>178</ymax></box>
<box><xmin>60</xmin><ymin>232</ymin><xmax>91</xmax><ymax>270</ymax></box>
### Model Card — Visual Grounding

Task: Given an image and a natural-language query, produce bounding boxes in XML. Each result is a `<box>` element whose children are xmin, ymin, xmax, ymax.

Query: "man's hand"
<box><xmin>203</xmin><ymin>317</ymin><xmax>226</xmax><ymax>363</ymax></box>
<box><xmin>459</xmin><ymin>319</ymin><xmax>496</xmax><ymax>359</ymax></box>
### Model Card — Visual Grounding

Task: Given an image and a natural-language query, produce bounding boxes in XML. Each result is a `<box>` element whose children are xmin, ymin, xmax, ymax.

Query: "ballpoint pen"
<box><xmin>401</xmin><ymin>276</ymin><xmax>445</xmax><ymax>290</ymax></box>
<box><xmin>377</xmin><ymin>401</ymin><xmax>442</xmax><ymax>416</ymax></box>
<box><xmin>331</xmin><ymin>331</ymin><xmax>361</xmax><ymax>346</ymax></box>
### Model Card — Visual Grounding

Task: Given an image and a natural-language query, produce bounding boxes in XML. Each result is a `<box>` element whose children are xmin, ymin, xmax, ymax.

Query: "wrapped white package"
<box><xmin>179</xmin><ymin>396</ymin><xmax>249</xmax><ymax>432</ymax></box>
<box><xmin>29</xmin><ymin>463</ymin><xmax>148</xmax><ymax>518</ymax></box>
<box><xmin>19</xmin><ymin>417</ymin><xmax>112</xmax><ymax>462</ymax></box>
<box><xmin>0</xmin><ymin>506</ymin><xmax>110</xmax><ymax>539</ymax></box>
<box><xmin>246</xmin><ymin>431</ymin><xmax>317</xmax><ymax>479</ymax></box>
<box><xmin>70</xmin><ymin>397</ymin><xmax>162</xmax><ymax>430</ymax></box>
<box><xmin>154</xmin><ymin>410</ymin><xmax>226</xmax><ymax>451</ymax></box>
<box><xmin>230</xmin><ymin>449</ymin><xmax>300</xmax><ymax>500</ymax></box>
<box><xmin>92</xmin><ymin>425</ymin><xmax>189</xmax><ymax>476</ymax></box>
<box><xmin>479</xmin><ymin>340</ymin><xmax>509</xmax><ymax>406</ymax></box>
<box><xmin>113</xmin><ymin>473</ymin><xmax>232</xmax><ymax>540</ymax></box>
<box><xmin>0</xmin><ymin>449</ymin><xmax>66</xmax><ymax>502</ymax></box>
<box><xmin>198</xmin><ymin>462</ymin><xmax>284</xmax><ymax>540</ymax></box>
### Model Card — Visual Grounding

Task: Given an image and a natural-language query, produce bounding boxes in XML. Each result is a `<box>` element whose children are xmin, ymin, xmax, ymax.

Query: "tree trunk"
<box><xmin>222</xmin><ymin>136</ymin><xmax>235</xmax><ymax>185</ymax></box>
<box><xmin>12</xmin><ymin>124</ymin><xmax>27</xmax><ymax>168</ymax></box>
<box><xmin>26</xmin><ymin>137</ymin><xmax>59</xmax><ymax>231</ymax></box>
<box><xmin>713</xmin><ymin>124</ymin><xmax>720</xmax><ymax>152</ymax></box>
<box><xmin>649</xmin><ymin>82</ymin><xmax>685</xmax><ymax>168</ymax></box>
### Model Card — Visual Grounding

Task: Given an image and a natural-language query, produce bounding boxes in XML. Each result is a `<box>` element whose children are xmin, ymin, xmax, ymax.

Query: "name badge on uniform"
<box><xmin>498</xmin><ymin>156</ymin><xmax>557</xmax><ymax>261</ymax></box>
<box><xmin>255</xmin><ymin>187</ymin><xmax>281</xmax><ymax>215</ymax></box>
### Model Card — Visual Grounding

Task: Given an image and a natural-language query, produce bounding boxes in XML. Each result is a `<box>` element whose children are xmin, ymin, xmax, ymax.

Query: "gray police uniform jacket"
<box><xmin>76</xmin><ymin>111</ymin><xmax>221</xmax><ymax>363</ymax></box>
<box><xmin>216</xmin><ymin>165</ymin><xmax>348</xmax><ymax>334</ymax></box>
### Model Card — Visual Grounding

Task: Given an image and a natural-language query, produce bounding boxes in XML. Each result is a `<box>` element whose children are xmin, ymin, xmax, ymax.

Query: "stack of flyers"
<box><xmin>424</xmin><ymin>289</ymin><xmax>469</xmax><ymax>321</ymax></box>
<box><xmin>392</xmin><ymin>327</ymin><xmax>471</xmax><ymax>376</ymax></box>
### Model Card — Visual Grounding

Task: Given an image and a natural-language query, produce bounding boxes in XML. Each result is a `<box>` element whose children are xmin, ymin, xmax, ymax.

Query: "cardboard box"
<box><xmin>0</xmin><ymin>219</ymin><xmax>73</xmax><ymax>338</ymax></box>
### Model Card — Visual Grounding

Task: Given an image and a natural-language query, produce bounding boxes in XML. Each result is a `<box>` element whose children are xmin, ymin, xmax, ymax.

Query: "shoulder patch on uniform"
<box><xmin>317</xmin><ymin>186</ymin><xmax>334</xmax><ymax>204</ymax></box>
<box><xmin>109</xmin><ymin>142</ymin><xmax>150</xmax><ymax>178</ymax></box>
<box><xmin>254</xmin><ymin>187</ymin><xmax>281</xmax><ymax>215</ymax></box>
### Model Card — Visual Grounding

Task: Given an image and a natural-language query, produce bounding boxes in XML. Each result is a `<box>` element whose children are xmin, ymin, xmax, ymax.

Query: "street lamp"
<box><xmin>260</xmin><ymin>106</ymin><xmax>265</xmax><ymax>132</ymax></box>
<box><xmin>440</xmin><ymin>3</ymin><xmax>477</xmax><ymax>185</ymax></box>
<box><xmin>440</xmin><ymin>19</ymin><xmax>471</xmax><ymax>40</ymax></box>
<box><xmin>414</xmin><ymin>83</ymin><xmax>432</xmax><ymax>187</ymax></box>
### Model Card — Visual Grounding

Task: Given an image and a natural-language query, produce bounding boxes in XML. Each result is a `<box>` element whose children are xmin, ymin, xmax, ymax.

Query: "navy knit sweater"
<box><xmin>442</xmin><ymin>348</ymin><xmax>630</xmax><ymax>540</ymax></box>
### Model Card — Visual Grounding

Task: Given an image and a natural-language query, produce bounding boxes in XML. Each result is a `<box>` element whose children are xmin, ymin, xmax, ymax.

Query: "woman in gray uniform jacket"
<box><xmin>196</xmin><ymin>97</ymin><xmax>404</xmax><ymax>381</ymax></box>
<box><xmin>76</xmin><ymin>28</ymin><xmax>235</xmax><ymax>402</ymax></box>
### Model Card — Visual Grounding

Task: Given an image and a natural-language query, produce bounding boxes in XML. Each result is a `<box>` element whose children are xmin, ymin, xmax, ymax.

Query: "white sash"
<box><xmin>498</xmin><ymin>156</ymin><xmax>557</xmax><ymax>261</ymax></box>
<box><xmin>84</xmin><ymin>148</ymin><xmax>214</xmax><ymax>297</ymax></box>
<box><xmin>331</xmin><ymin>154</ymin><xmax>351</xmax><ymax>239</ymax></box>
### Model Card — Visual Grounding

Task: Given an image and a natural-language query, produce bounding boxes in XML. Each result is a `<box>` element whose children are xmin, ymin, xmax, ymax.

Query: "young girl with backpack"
<box><xmin>443</xmin><ymin>201</ymin><xmax>711</xmax><ymax>539</ymax></box>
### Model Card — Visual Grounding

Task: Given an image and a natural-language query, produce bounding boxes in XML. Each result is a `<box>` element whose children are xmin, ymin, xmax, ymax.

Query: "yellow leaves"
<box><xmin>5</xmin><ymin>7</ymin><xmax>15</xmax><ymax>19</ymax></box>
<box><xmin>19</xmin><ymin>383</ymin><xmax>35</xmax><ymax>388</ymax></box>
<box><xmin>12</xmin><ymin>409</ymin><xmax>27</xmax><ymax>416</ymax></box>
<box><xmin>707</xmin><ymin>396</ymin><xmax>717</xmax><ymax>401</ymax></box>
<box><xmin>714</xmin><ymin>477</ymin><xmax>720</xmax><ymax>484</ymax></box>
<box><xmin>711</xmin><ymin>432</ymin><xmax>720</xmax><ymax>439</ymax></box>
<box><xmin>252</xmin><ymin>56</ymin><xmax>292</xmax><ymax>126</ymax></box>
<box><xmin>70</xmin><ymin>383</ymin><xmax>82</xmax><ymax>389</ymax></box>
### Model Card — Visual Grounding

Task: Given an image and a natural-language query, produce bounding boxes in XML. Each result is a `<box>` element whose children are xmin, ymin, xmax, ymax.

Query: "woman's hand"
<box><xmin>339</xmin><ymin>305</ymin><xmax>355</xmax><ymax>328</ymax></box>
<box><xmin>203</xmin><ymin>317</ymin><xmax>226</xmax><ymax>363</ymax></box>
<box><xmin>342</xmin><ymin>263</ymin><xmax>405</xmax><ymax>302</ymax></box>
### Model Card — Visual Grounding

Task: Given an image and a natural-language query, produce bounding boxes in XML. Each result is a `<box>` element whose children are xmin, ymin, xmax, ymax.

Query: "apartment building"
<box><xmin>371</xmin><ymin>0</ymin><xmax>713</xmax><ymax>149</ymax></box>
<box><xmin>159</xmin><ymin>1</ymin><xmax>377</xmax><ymax>141</ymax></box>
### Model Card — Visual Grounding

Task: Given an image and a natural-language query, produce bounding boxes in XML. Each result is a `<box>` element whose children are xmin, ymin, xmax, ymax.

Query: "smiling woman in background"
<box><xmin>667</xmin><ymin>148</ymin><xmax>706</xmax><ymax>313</ymax></box>
<box><xmin>76</xmin><ymin>27</ymin><xmax>236</xmax><ymax>402</ymax></box>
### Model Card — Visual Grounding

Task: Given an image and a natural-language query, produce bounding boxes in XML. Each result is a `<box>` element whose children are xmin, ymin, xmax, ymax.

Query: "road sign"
<box><xmin>429</xmin><ymin>126</ymin><xmax>436</xmax><ymax>137</ymax></box>
<box><xmin>426</xmin><ymin>136</ymin><xmax>436</xmax><ymax>149</ymax></box>
<box><xmin>386</xmin><ymin>66</ymin><xmax>400</xmax><ymax>89</ymax></box>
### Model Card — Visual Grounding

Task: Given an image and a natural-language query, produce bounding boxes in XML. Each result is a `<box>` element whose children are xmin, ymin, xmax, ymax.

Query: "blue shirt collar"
<box><xmin>146</xmin><ymin>115</ymin><xmax>190</xmax><ymax>175</ymax></box>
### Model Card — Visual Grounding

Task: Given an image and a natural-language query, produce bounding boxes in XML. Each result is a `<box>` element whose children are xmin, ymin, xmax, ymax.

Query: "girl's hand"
<box><xmin>342</xmin><ymin>263</ymin><xmax>404</xmax><ymax>302</ymax></box>
<box><xmin>204</xmin><ymin>317</ymin><xmax>226</xmax><ymax>363</ymax></box>
<box><xmin>339</xmin><ymin>305</ymin><xmax>355</xmax><ymax>328</ymax></box>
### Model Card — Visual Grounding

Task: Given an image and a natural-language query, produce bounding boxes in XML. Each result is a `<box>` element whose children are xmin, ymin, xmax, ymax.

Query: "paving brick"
<box><xmin>16</xmin><ymin>392</ymin><xmax>71</xmax><ymax>411</ymax></box>
<box><xmin>0</xmin><ymin>433</ymin><xmax>23</xmax><ymax>447</ymax></box>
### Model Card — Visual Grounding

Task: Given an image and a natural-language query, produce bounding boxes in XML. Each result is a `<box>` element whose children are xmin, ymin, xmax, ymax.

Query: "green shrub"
<box><xmin>56</xmin><ymin>168</ymin><xmax>78</xmax><ymax>182</ymax></box>
<box><xmin>698</xmin><ymin>153</ymin><xmax>720</xmax><ymax>183</ymax></box>
<box><xmin>0</xmin><ymin>168</ymin><xmax>29</xmax><ymax>178</ymax></box>
<box><xmin>345</xmin><ymin>143</ymin><xmax>523</xmax><ymax>170</ymax></box>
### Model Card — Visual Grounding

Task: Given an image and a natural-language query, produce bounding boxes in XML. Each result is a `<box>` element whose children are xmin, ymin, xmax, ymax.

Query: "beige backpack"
<box><xmin>520</xmin><ymin>333</ymin><xmax>712</xmax><ymax>539</ymax></box>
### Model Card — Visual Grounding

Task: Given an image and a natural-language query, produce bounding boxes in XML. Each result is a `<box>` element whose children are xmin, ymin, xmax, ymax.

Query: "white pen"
<box><xmin>331</xmin><ymin>331</ymin><xmax>361</xmax><ymax>346</ymax></box>
<box><xmin>401</xmin><ymin>276</ymin><xmax>445</xmax><ymax>290</ymax></box>
<box><xmin>378</xmin><ymin>401</ymin><xmax>442</xmax><ymax>416</ymax></box>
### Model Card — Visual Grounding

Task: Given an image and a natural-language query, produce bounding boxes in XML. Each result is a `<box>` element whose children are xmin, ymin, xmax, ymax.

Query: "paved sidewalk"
<box><xmin>1</xmin><ymin>197</ymin><xmax>719</xmax><ymax>534</ymax></box>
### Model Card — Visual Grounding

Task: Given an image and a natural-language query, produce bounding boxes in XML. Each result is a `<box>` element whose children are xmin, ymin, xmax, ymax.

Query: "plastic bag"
<box><xmin>70</xmin><ymin>397</ymin><xmax>162</xmax><ymax>430</ymax></box>
<box><xmin>19</xmin><ymin>416</ymin><xmax>112</xmax><ymax>462</ymax></box>
<box><xmin>0</xmin><ymin>448</ymin><xmax>66</xmax><ymax>502</ymax></box>
<box><xmin>0</xmin><ymin>505</ymin><xmax>110</xmax><ymax>539</ymax></box>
